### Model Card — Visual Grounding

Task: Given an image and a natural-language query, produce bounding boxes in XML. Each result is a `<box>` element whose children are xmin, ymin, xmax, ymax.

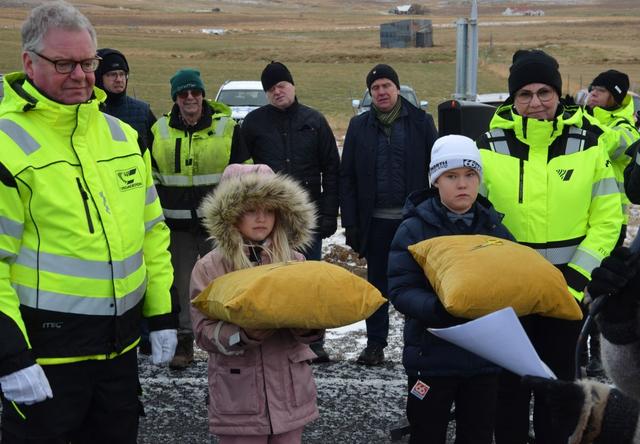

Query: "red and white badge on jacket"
<box><xmin>410</xmin><ymin>380</ymin><xmax>430</xmax><ymax>400</ymax></box>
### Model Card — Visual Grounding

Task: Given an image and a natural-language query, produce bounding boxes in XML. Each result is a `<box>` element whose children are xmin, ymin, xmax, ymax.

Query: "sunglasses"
<box><xmin>177</xmin><ymin>89</ymin><xmax>203</xmax><ymax>99</ymax></box>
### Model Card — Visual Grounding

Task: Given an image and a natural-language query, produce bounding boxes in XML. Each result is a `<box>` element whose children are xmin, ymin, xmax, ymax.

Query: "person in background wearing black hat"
<box><xmin>150</xmin><ymin>68</ymin><xmax>248</xmax><ymax>370</ymax></box>
<box><xmin>95</xmin><ymin>48</ymin><xmax>156</xmax><ymax>150</ymax></box>
<box><xmin>583</xmin><ymin>69</ymin><xmax>640</xmax><ymax>377</ymax></box>
<box><xmin>340</xmin><ymin>64</ymin><xmax>438</xmax><ymax>366</ymax></box>
<box><xmin>240</xmin><ymin>61</ymin><xmax>340</xmax><ymax>364</ymax></box>
<box><xmin>476</xmin><ymin>49</ymin><xmax>622</xmax><ymax>444</ymax></box>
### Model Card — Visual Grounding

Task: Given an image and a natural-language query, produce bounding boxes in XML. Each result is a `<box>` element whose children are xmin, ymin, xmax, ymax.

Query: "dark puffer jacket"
<box><xmin>102</xmin><ymin>94</ymin><xmax>156</xmax><ymax>149</ymax></box>
<box><xmin>241</xmin><ymin>100</ymin><xmax>340</xmax><ymax>219</ymax></box>
<box><xmin>340</xmin><ymin>97</ymin><xmax>438</xmax><ymax>256</ymax></box>
<box><xmin>388</xmin><ymin>188</ymin><xmax>514</xmax><ymax>377</ymax></box>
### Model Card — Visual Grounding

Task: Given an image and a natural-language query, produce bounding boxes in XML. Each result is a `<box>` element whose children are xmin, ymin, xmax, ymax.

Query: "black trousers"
<box><xmin>364</xmin><ymin>217</ymin><xmax>402</xmax><ymax>347</ymax></box>
<box><xmin>407</xmin><ymin>374</ymin><xmax>499</xmax><ymax>444</ymax></box>
<box><xmin>494</xmin><ymin>315</ymin><xmax>582</xmax><ymax>444</ymax></box>
<box><xmin>1</xmin><ymin>349</ymin><xmax>141</xmax><ymax>444</ymax></box>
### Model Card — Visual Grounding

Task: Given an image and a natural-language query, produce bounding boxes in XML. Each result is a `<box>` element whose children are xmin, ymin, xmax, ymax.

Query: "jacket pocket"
<box><xmin>287</xmin><ymin>347</ymin><xmax>317</xmax><ymax>407</ymax></box>
<box><xmin>212</xmin><ymin>364</ymin><xmax>260</xmax><ymax>414</ymax></box>
<box><xmin>75</xmin><ymin>177</ymin><xmax>94</xmax><ymax>233</ymax></box>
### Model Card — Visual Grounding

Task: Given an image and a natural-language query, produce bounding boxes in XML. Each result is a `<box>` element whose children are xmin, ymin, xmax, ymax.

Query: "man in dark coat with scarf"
<box><xmin>339</xmin><ymin>64</ymin><xmax>438</xmax><ymax>366</ymax></box>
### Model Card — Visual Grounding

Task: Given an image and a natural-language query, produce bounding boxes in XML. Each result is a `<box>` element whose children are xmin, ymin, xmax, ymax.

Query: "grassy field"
<box><xmin>0</xmin><ymin>0</ymin><xmax>639</xmax><ymax>137</ymax></box>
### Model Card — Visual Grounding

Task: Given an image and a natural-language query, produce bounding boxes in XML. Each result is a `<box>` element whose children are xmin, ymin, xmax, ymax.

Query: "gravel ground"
<box><xmin>137</xmin><ymin>302</ymin><xmax>411</xmax><ymax>444</ymax></box>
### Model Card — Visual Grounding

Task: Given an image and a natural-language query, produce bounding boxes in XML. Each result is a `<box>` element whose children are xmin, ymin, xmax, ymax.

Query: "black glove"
<box><xmin>587</xmin><ymin>247</ymin><xmax>640</xmax><ymax>322</ymax></box>
<box><xmin>318</xmin><ymin>215</ymin><xmax>337</xmax><ymax>239</ymax></box>
<box><xmin>344</xmin><ymin>226</ymin><xmax>360</xmax><ymax>254</ymax></box>
<box><xmin>522</xmin><ymin>376</ymin><xmax>585</xmax><ymax>441</ymax></box>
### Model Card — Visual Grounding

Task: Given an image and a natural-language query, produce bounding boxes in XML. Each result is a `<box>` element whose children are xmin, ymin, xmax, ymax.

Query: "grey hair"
<box><xmin>21</xmin><ymin>1</ymin><xmax>97</xmax><ymax>53</ymax></box>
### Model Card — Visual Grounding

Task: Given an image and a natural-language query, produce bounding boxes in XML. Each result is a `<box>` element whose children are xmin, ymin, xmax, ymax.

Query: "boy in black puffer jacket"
<box><xmin>388</xmin><ymin>135</ymin><xmax>514</xmax><ymax>444</ymax></box>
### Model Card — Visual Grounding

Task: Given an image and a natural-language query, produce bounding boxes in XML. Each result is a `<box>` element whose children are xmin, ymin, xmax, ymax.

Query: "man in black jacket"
<box><xmin>95</xmin><ymin>48</ymin><xmax>156</xmax><ymax>150</ymax></box>
<box><xmin>241</xmin><ymin>61</ymin><xmax>340</xmax><ymax>362</ymax></box>
<box><xmin>340</xmin><ymin>64</ymin><xmax>438</xmax><ymax>366</ymax></box>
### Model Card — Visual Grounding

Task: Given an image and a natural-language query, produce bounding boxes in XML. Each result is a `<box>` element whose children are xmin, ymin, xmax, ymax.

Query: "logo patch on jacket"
<box><xmin>116</xmin><ymin>167</ymin><xmax>143</xmax><ymax>191</ymax></box>
<box><xmin>556</xmin><ymin>169</ymin><xmax>574</xmax><ymax>181</ymax></box>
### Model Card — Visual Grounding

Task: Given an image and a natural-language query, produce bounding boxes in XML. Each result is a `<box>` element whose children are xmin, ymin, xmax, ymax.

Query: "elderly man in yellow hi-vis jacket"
<box><xmin>476</xmin><ymin>49</ymin><xmax>622</xmax><ymax>444</ymax></box>
<box><xmin>0</xmin><ymin>2</ymin><xmax>177</xmax><ymax>442</ymax></box>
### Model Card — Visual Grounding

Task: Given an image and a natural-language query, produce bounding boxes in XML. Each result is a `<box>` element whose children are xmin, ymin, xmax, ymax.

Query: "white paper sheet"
<box><xmin>428</xmin><ymin>307</ymin><xmax>556</xmax><ymax>379</ymax></box>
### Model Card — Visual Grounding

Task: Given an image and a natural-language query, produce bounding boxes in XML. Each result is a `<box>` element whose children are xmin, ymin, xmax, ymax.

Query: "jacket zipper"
<box><xmin>518</xmin><ymin>158</ymin><xmax>524</xmax><ymax>204</ymax></box>
<box><xmin>76</xmin><ymin>177</ymin><xmax>95</xmax><ymax>233</ymax></box>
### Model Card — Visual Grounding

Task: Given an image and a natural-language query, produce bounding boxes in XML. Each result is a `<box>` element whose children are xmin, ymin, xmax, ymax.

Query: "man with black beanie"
<box><xmin>476</xmin><ymin>49</ymin><xmax>622</xmax><ymax>444</ymax></box>
<box><xmin>241</xmin><ymin>61</ymin><xmax>340</xmax><ymax>363</ymax></box>
<box><xmin>96</xmin><ymin>48</ymin><xmax>156</xmax><ymax>150</ymax></box>
<box><xmin>340</xmin><ymin>63</ymin><xmax>438</xmax><ymax>366</ymax></box>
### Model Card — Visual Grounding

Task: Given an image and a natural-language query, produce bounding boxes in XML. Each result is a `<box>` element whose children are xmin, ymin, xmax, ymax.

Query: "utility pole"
<box><xmin>454</xmin><ymin>0</ymin><xmax>479</xmax><ymax>101</ymax></box>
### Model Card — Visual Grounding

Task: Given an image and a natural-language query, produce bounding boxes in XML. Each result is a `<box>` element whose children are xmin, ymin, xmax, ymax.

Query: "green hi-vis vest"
<box><xmin>477</xmin><ymin>105</ymin><xmax>623</xmax><ymax>300</ymax></box>
<box><xmin>590</xmin><ymin>96</ymin><xmax>640</xmax><ymax>222</ymax></box>
<box><xmin>150</xmin><ymin>101</ymin><xmax>236</xmax><ymax>230</ymax></box>
<box><xmin>0</xmin><ymin>73</ymin><xmax>173</xmax><ymax>365</ymax></box>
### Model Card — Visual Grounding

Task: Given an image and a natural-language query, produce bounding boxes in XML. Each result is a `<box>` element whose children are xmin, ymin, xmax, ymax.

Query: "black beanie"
<box><xmin>261</xmin><ymin>61</ymin><xmax>294</xmax><ymax>92</ymax></box>
<box><xmin>508</xmin><ymin>49</ymin><xmax>562</xmax><ymax>97</ymax></box>
<box><xmin>590</xmin><ymin>69</ymin><xmax>629</xmax><ymax>105</ymax></box>
<box><xmin>366</xmin><ymin>64</ymin><xmax>400</xmax><ymax>91</ymax></box>
<box><xmin>95</xmin><ymin>48</ymin><xmax>129</xmax><ymax>89</ymax></box>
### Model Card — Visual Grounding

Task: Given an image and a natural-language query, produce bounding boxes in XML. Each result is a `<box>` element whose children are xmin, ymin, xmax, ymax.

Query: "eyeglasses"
<box><xmin>177</xmin><ymin>89</ymin><xmax>203</xmax><ymax>100</ymax></box>
<box><xmin>104</xmin><ymin>70</ymin><xmax>127</xmax><ymax>79</ymax></box>
<box><xmin>588</xmin><ymin>86</ymin><xmax>608</xmax><ymax>94</ymax></box>
<box><xmin>515</xmin><ymin>87</ymin><xmax>556</xmax><ymax>105</ymax></box>
<box><xmin>32</xmin><ymin>51</ymin><xmax>101</xmax><ymax>74</ymax></box>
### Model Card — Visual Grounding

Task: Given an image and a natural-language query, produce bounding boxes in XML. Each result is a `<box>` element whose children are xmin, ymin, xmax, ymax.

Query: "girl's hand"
<box><xmin>243</xmin><ymin>328</ymin><xmax>274</xmax><ymax>341</ymax></box>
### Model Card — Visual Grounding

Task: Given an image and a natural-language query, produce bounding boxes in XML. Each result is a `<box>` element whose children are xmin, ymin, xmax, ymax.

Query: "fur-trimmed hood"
<box><xmin>199</xmin><ymin>167</ymin><xmax>316</xmax><ymax>261</ymax></box>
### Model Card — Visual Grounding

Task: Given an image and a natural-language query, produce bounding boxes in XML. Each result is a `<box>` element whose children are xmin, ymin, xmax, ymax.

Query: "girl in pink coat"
<box><xmin>189</xmin><ymin>164</ymin><xmax>323</xmax><ymax>444</ymax></box>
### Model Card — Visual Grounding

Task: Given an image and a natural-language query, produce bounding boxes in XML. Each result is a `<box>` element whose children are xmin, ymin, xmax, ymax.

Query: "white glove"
<box><xmin>150</xmin><ymin>329</ymin><xmax>178</xmax><ymax>365</ymax></box>
<box><xmin>0</xmin><ymin>364</ymin><xmax>53</xmax><ymax>405</ymax></box>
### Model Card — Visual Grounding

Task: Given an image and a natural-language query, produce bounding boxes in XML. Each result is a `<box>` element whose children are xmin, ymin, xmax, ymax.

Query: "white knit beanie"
<box><xmin>428</xmin><ymin>135</ymin><xmax>483</xmax><ymax>186</ymax></box>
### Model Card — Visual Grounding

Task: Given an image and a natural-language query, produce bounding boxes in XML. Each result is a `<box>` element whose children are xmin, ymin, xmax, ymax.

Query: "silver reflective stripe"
<box><xmin>0</xmin><ymin>248</ymin><xmax>17</xmax><ymax>262</ymax></box>
<box><xmin>162</xmin><ymin>208</ymin><xmax>205</xmax><ymax>220</ymax></box>
<box><xmin>534</xmin><ymin>245</ymin><xmax>577</xmax><ymax>265</ymax></box>
<box><xmin>0</xmin><ymin>216</ymin><xmax>23</xmax><ymax>240</ymax></box>
<box><xmin>193</xmin><ymin>173</ymin><xmax>222</xmax><ymax>186</ymax></box>
<box><xmin>565</xmin><ymin>127</ymin><xmax>585</xmax><ymax>155</ymax></box>
<box><xmin>592</xmin><ymin>177</ymin><xmax>619</xmax><ymax>198</ymax></box>
<box><xmin>155</xmin><ymin>173</ymin><xmax>222</xmax><ymax>187</ymax></box>
<box><xmin>215</xmin><ymin>117</ymin><xmax>229</xmax><ymax>135</ymax></box>
<box><xmin>157</xmin><ymin>118</ymin><xmax>170</xmax><ymax>139</ymax></box>
<box><xmin>572</xmin><ymin>248</ymin><xmax>602</xmax><ymax>274</ymax></box>
<box><xmin>145</xmin><ymin>215</ymin><xmax>165</xmax><ymax>232</ymax></box>
<box><xmin>488</xmin><ymin>129</ymin><xmax>510</xmax><ymax>155</ymax></box>
<box><xmin>16</xmin><ymin>247</ymin><xmax>143</xmax><ymax>280</ymax></box>
<box><xmin>636</xmin><ymin>149</ymin><xmax>640</xmax><ymax>166</ymax></box>
<box><xmin>0</xmin><ymin>119</ymin><xmax>40</xmax><ymax>155</ymax></box>
<box><xmin>16</xmin><ymin>280</ymin><xmax>146</xmax><ymax>316</ymax></box>
<box><xmin>611</xmin><ymin>132</ymin><xmax>630</xmax><ymax>160</ymax></box>
<box><xmin>146</xmin><ymin>185</ymin><xmax>158</xmax><ymax>205</ymax></box>
<box><xmin>163</xmin><ymin>209</ymin><xmax>191</xmax><ymax>219</ymax></box>
<box><xmin>103</xmin><ymin>114</ymin><xmax>127</xmax><ymax>142</ymax></box>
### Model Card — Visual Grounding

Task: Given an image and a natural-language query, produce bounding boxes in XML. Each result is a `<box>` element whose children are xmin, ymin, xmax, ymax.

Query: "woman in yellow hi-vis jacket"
<box><xmin>476</xmin><ymin>49</ymin><xmax>622</xmax><ymax>444</ymax></box>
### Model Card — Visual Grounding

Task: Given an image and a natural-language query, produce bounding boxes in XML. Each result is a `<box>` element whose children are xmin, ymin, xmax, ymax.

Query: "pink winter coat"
<box><xmin>190</xmin><ymin>247</ymin><xmax>322</xmax><ymax>436</ymax></box>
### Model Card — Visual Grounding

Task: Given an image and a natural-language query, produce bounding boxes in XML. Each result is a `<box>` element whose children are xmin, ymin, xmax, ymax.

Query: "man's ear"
<box><xmin>23</xmin><ymin>51</ymin><xmax>35</xmax><ymax>78</ymax></box>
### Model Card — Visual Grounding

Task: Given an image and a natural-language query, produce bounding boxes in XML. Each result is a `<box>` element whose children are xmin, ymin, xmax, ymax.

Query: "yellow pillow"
<box><xmin>191</xmin><ymin>260</ymin><xmax>386</xmax><ymax>329</ymax></box>
<box><xmin>408</xmin><ymin>235</ymin><xmax>583</xmax><ymax>320</ymax></box>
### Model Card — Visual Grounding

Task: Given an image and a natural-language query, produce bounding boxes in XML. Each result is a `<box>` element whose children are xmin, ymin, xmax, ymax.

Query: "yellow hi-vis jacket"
<box><xmin>150</xmin><ymin>100</ymin><xmax>237</xmax><ymax>233</ymax></box>
<box><xmin>0</xmin><ymin>73</ymin><xmax>175</xmax><ymax>372</ymax></box>
<box><xmin>477</xmin><ymin>103</ymin><xmax>623</xmax><ymax>301</ymax></box>
<box><xmin>588</xmin><ymin>95</ymin><xmax>640</xmax><ymax>222</ymax></box>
